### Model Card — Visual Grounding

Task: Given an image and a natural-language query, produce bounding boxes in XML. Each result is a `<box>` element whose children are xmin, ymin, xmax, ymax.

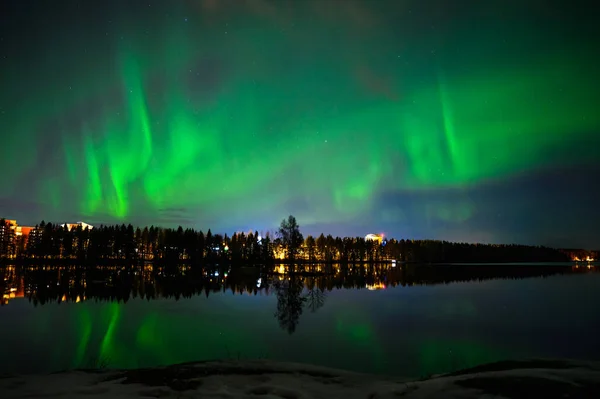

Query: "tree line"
<box><xmin>1</xmin><ymin>216</ymin><xmax>594</xmax><ymax>265</ymax></box>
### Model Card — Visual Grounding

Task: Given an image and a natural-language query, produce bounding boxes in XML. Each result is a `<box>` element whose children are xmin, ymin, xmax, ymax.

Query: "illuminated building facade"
<box><xmin>60</xmin><ymin>221</ymin><xmax>94</xmax><ymax>231</ymax></box>
<box><xmin>365</xmin><ymin>233</ymin><xmax>384</xmax><ymax>244</ymax></box>
<box><xmin>0</xmin><ymin>219</ymin><xmax>35</xmax><ymax>258</ymax></box>
<box><xmin>0</xmin><ymin>219</ymin><xmax>13</xmax><ymax>257</ymax></box>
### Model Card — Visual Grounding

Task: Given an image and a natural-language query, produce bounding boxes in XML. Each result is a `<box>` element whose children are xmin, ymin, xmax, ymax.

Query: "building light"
<box><xmin>365</xmin><ymin>233</ymin><xmax>383</xmax><ymax>244</ymax></box>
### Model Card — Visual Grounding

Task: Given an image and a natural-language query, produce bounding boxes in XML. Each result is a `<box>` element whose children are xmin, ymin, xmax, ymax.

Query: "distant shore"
<box><xmin>2</xmin><ymin>217</ymin><xmax>597</xmax><ymax>267</ymax></box>
<box><xmin>0</xmin><ymin>258</ymin><xmax>595</xmax><ymax>267</ymax></box>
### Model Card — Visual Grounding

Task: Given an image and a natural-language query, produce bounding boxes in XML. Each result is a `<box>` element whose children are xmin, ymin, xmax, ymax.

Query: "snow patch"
<box><xmin>1</xmin><ymin>359</ymin><xmax>599</xmax><ymax>398</ymax></box>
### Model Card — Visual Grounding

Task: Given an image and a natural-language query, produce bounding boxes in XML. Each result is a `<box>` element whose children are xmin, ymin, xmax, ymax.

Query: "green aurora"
<box><xmin>34</xmin><ymin>284</ymin><xmax>518</xmax><ymax>377</ymax></box>
<box><xmin>1</xmin><ymin>0</ymin><xmax>599</xmax><ymax>242</ymax></box>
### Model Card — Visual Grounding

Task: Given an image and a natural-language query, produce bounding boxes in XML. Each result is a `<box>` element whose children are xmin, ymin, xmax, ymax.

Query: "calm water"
<box><xmin>1</xmin><ymin>263</ymin><xmax>599</xmax><ymax>377</ymax></box>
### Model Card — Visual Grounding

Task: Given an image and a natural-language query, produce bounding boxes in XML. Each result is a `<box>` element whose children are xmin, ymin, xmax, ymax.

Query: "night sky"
<box><xmin>1</xmin><ymin>0</ymin><xmax>599</xmax><ymax>248</ymax></box>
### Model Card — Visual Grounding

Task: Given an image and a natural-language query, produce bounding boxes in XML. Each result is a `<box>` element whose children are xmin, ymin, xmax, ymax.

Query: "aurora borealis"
<box><xmin>1</xmin><ymin>0</ymin><xmax>599</xmax><ymax>247</ymax></box>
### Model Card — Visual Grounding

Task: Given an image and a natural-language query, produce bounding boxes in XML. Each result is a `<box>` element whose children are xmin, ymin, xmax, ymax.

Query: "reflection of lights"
<box><xmin>574</xmin><ymin>256</ymin><xmax>596</xmax><ymax>262</ymax></box>
<box><xmin>275</xmin><ymin>265</ymin><xmax>286</xmax><ymax>274</ymax></box>
<box><xmin>366</xmin><ymin>283</ymin><xmax>386</xmax><ymax>291</ymax></box>
<box><xmin>256</xmin><ymin>278</ymin><xmax>262</xmax><ymax>288</ymax></box>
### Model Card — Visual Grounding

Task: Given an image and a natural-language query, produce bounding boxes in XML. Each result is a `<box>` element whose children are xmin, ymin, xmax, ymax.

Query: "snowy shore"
<box><xmin>1</xmin><ymin>358</ymin><xmax>599</xmax><ymax>398</ymax></box>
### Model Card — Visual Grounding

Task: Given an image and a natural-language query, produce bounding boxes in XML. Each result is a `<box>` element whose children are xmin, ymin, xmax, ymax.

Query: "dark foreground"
<box><xmin>1</xmin><ymin>359</ymin><xmax>599</xmax><ymax>398</ymax></box>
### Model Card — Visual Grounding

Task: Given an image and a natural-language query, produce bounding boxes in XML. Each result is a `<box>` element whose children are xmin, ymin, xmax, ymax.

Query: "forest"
<box><xmin>1</xmin><ymin>216</ymin><xmax>595</xmax><ymax>265</ymax></box>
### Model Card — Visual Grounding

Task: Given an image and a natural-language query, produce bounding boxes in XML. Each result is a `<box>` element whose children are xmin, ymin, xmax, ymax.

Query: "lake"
<box><xmin>1</xmin><ymin>263</ymin><xmax>599</xmax><ymax>378</ymax></box>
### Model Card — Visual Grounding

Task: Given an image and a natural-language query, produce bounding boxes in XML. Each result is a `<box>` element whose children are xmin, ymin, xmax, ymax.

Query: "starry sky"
<box><xmin>0</xmin><ymin>0</ymin><xmax>599</xmax><ymax>248</ymax></box>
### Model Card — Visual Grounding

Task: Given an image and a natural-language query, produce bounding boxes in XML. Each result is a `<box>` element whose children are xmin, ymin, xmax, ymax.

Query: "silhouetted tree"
<box><xmin>278</xmin><ymin>215</ymin><xmax>303</xmax><ymax>264</ymax></box>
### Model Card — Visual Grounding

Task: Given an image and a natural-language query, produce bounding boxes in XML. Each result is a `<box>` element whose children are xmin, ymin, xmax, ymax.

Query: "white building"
<box><xmin>60</xmin><ymin>221</ymin><xmax>94</xmax><ymax>231</ymax></box>
<box><xmin>365</xmin><ymin>233</ymin><xmax>383</xmax><ymax>243</ymax></box>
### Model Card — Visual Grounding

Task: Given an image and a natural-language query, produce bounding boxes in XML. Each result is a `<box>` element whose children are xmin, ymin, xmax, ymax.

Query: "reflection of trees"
<box><xmin>3</xmin><ymin>263</ymin><xmax>598</xmax><ymax>334</ymax></box>
<box><xmin>305</xmin><ymin>287</ymin><xmax>326</xmax><ymax>313</ymax></box>
<box><xmin>1</xmin><ymin>263</ymin><xmax>597</xmax><ymax>308</ymax></box>
<box><xmin>274</xmin><ymin>277</ymin><xmax>306</xmax><ymax>334</ymax></box>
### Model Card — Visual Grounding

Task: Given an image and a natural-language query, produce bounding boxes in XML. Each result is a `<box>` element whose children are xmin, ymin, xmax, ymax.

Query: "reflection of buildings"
<box><xmin>572</xmin><ymin>256</ymin><xmax>596</xmax><ymax>262</ymax></box>
<box><xmin>1</xmin><ymin>266</ymin><xmax>25</xmax><ymax>305</ymax></box>
<box><xmin>273</xmin><ymin>264</ymin><xmax>328</xmax><ymax>275</ymax></box>
<box><xmin>366</xmin><ymin>282</ymin><xmax>386</xmax><ymax>291</ymax></box>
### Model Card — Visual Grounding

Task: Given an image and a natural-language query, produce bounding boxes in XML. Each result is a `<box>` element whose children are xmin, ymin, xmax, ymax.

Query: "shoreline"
<box><xmin>0</xmin><ymin>258</ymin><xmax>593</xmax><ymax>266</ymax></box>
<box><xmin>1</xmin><ymin>358</ymin><xmax>599</xmax><ymax>398</ymax></box>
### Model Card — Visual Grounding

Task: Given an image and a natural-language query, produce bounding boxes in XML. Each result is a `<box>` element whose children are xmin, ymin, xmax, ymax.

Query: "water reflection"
<box><xmin>274</xmin><ymin>277</ymin><xmax>306</xmax><ymax>334</ymax></box>
<box><xmin>1</xmin><ymin>263</ymin><xmax>597</xmax><ymax>333</ymax></box>
<box><xmin>1</xmin><ymin>263</ymin><xmax>599</xmax><ymax>376</ymax></box>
